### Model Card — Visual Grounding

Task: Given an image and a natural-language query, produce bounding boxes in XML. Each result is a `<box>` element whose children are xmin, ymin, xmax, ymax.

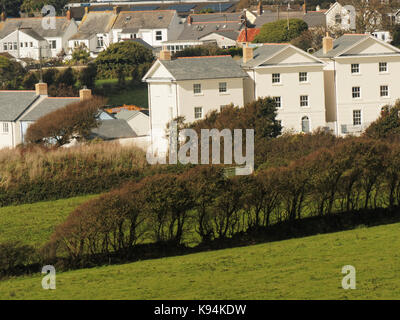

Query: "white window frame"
<box><xmin>379</xmin><ymin>62</ymin><xmax>388</xmax><ymax>73</ymax></box>
<box><xmin>299</xmin><ymin>72</ymin><xmax>308</xmax><ymax>83</ymax></box>
<box><xmin>380</xmin><ymin>85</ymin><xmax>389</xmax><ymax>97</ymax></box>
<box><xmin>353</xmin><ymin>110</ymin><xmax>361</xmax><ymax>126</ymax></box>
<box><xmin>352</xmin><ymin>86</ymin><xmax>361</xmax><ymax>99</ymax></box>
<box><xmin>351</xmin><ymin>64</ymin><xmax>360</xmax><ymax>74</ymax></box>
<box><xmin>97</xmin><ymin>36</ymin><xmax>104</xmax><ymax>48</ymax></box>
<box><xmin>193</xmin><ymin>83</ymin><xmax>202</xmax><ymax>94</ymax></box>
<box><xmin>273</xmin><ymin>96</ymin><xmax>282</xmax><ymax>108</ymax></box>
<box><xmin>155</xmin><ymin>30</ymin><xmax>163</xmax><ymax>41</ymax></box>
<box><xmin>272</xmin><ymin>73</ymin><xmax>281</xmax><ymax>84</ymax></box>
<box><xmin>300</xmin><ymin>95</ymin><xmax>309</xmax><ymax>107</ymax></box>
<box><xmin>194</xmin><ymin>107</ymin><xmax>203</xmax><ymax>119</ymax></box>
<box><xmin>219</xmin><ymin>82</ymin><xmax>227</xmax><ymax>93</ymax></box>
<box><xmin>2</xmin><ymin>122</ymin><xmax>9</xmax><ymax>134</ymax></box>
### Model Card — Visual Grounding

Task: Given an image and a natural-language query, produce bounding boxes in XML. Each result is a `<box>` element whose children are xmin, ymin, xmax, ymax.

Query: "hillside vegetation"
<box><xmin>0</xmin><ymin>195</ymin><xmax>98</xmax><ymax>248</ymax></box>
<box><xmin>1</xmin><ymin>222</ymin><xmax>399</xmax><ymax>300</ymax></box>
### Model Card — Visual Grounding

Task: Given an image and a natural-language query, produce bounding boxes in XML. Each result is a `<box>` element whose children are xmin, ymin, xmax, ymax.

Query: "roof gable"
<box><xmin>342</xmin><ymin>36</ymin><xmax>400</xmax><ymax>56</ymax></box>
<box><xmin>266</xmin><ymin>45</ymin><xmax>322</xmax><ymax>65</ymax></box>
<box><xmin>143</xmin><ymin>60</ymin><xmax>175</xmax><ymax>81</ymax></box>
<box><xmin>243</xmin><ymin>44</ymin><xmax>323</xmax><ymax>68</ymax></box>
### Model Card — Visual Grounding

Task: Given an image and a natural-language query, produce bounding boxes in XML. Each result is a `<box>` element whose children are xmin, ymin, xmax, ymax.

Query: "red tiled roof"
<box><xmin>237</xmin><ymin>28</ymin><xmax>260</xmax><ymax>42</ymax></box>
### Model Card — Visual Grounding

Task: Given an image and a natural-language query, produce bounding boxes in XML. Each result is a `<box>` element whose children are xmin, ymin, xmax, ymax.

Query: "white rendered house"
<box><xmin>142</xmin><ymin>49</ymin><xmax>248</xmax><ymax>149</ymax></box>
<box><xmin>314</xmin><ymin>33</ymin><xmax>400</xmax><ymax>135</ymax></box>
<box><xmin>241</xmin><ymin>43</ymin><xmax>327</xmax><ymax>134</ymax></box>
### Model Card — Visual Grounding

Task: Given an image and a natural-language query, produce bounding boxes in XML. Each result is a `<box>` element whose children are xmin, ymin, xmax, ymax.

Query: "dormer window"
<box><xmin>335</xmin><ymin>14</ymin><xmax>342</xmax><ymax>24</ymax></box>
<box><xmin>156</xmin><ymin>31</ymin><xmax>162</xmax><ymax>41</ymax></box>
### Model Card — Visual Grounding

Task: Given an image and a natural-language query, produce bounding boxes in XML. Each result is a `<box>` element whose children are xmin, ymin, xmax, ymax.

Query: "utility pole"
<box><xmin>39</xmin><ymin>45</ymin><xmax>43</xmax><ymax>82</ymax></box>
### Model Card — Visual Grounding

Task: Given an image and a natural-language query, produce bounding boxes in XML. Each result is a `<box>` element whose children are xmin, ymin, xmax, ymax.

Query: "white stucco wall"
<box><xmin>334</xmin><ymin>56</ymin><xmax>400</xmax><ymax>134</ymax></box>
<box><xmin>0</xmin><ymin>30</ymin><xmax>50</xmax><ymax>60</ymax></box>
<box><xmin>249</xmin><ymin>65</ymin><xmax>326</xmax><ymax>133</ymax></box>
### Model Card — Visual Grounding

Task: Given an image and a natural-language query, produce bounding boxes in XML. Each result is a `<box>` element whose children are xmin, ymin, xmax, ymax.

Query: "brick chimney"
<box><xmin>0</xmin><ymin>12</ymin><xmax>6</xmax><ymax>22</ymax></box>
<box><xmin>257</xmin><ymin>1</ymin><xmax>263</xmax><ymax>16</ymax></box>
<box><xmin>80</xmin><ymin>87</ymin><xmax>92</xmax><ymax>101</ymax></box>
<box><xmin>66</xmin><ymin>9</ymin><xmax>71</xmax><ymax>21</ymax></box>
<box><xmin>243</xmin><ymin>43</ymin><xmax>253</xmax><ymax>63</ymax></box>
<box><xmin>187</xmin><ymin>15</ymin><xmax>192</xmax><ymax>25</ymax></box>
<box><xmin>35</xmin><ymin>82</ymin><xmax>48</xmax><ymax>96</ymax></box>
<box><xmin>159</xmin><ymin>46</ymin><xmax>171</xmax><ymax>61</ymax></box>
<box><xmin>323</xmin><ymin>32</ymin><xmax>333</xmax><ymax>54</ymax></box>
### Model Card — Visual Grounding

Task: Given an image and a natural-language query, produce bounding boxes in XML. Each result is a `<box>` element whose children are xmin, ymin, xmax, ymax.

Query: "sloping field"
<box><xmin>0</xmin><ymin>195</ymin><xmax>98</xmax><ymax>247</ymax></box>
<box><xmin>1</xmin><ymin>222</ymin><xmax>399</xmax><ymax>300</ymax></box>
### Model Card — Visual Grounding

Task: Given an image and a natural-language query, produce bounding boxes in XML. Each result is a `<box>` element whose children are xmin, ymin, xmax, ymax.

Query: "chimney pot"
<box><xmin>187</xmin><ymin>15</ymin><xmax>192</xmax><ymax>25</ymax></box>
<box><xmin>35</xmin><ymin>82</ymin><xmax>48</xmax><ymax>96</ymax></box>
<box><xmin>0</xmin><ymin>12</ymin><xmax>6</xmax><ymax>22</ymax></box>
<box><xmin>80</xmin><ymin>88</ymin><xmax>92</xmax><ymax>101</ymax></box>
<box><xmin>66</xmin><ymin>10</ymin><xmax>71</xmax><ymax>20</ymax></box>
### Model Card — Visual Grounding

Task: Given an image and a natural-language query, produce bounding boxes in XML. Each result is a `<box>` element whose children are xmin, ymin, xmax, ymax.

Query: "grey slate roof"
<box><xmin>0</xmin><ymin>91</ymin><xmax>38</xmax><ymax>121</ymax></box>
<box><xmin>0</xmin><ymin>91</ymin><xmax>39</xmax><ymax>121</ymax></box>
<box><xmin>20</xmin><ymin>97</ymin><xmax>80</xmax><ymax>121</ymax></box>
<box><xmin>241</xmin><ymin>44</ymin><xmax>289</xmax><ymax>68</ymax></box>
<box><xmin>90</xmin><ymin>119</ymin><xmax>137</xmax><ymax>140</ymax></box>
<box><xmin>190</xmin><ymin>12</ymin><xmax>243</xmax><ymax>23</ymax></box>
<box><xmin>19</xmin><ymin>28</ymin><xmax>46</xmax><ymax>41</ymax></box>
<box><xmin>159</xmin><ymin>56</ymin><xmax>248</xmax><ymax>80</ymax></box>
<box><xmin>314</xmin><ymin>34</ymin><xmax>370</xmax><ymax>58</ymax></box>
<box><xmin>69</xmin><ymin>11</ymin><xmax>116</xmax><ymax>41</ymax></box>
<box><xmin>113</xmin><ymin>11</ymin><xmax>176</xmax><ymax>30</ymax></box>
<box><xmin>115</xmin><ymin>109</ymin><xmax>141</xmax><ymax>121</ymax></box>
<box><xmin>0</xmin><ymin>17</ymin><xmax>74</xmax><ymax>39</ymax></box>
<box><xmin>203</xmin><ymin>30</ymin><xmax>239</xmax><ymax>40</ymax></box>
<box><xmin>303</xmin><ymin>11</ymin><xmax>326</xmax><ymax>28</ymax></box>
<box><xmin>178</xmin><ymin>22</ymin><xmax>242</xmax><ymax>40</ymax></box>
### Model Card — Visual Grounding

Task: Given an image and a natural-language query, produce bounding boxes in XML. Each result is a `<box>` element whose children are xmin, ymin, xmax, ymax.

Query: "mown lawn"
<box><xmin>1</xmin><ymin>222</ymin><xmax>399</xmax><ymax>300</ymax></box>
<box><xmin>0</xmin><ymin>195</ymin><xmax>99</xmax><ymax>248</ymax></box>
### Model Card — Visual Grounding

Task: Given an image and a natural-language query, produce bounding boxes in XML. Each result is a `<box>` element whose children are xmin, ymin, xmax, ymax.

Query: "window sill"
<box><xmin>379</xmin><ymin>72</ymin><xmax>389</xmax><ymax>75</ymax></box>
<box><xmin>272</xmin><ymin>83</ymin><xmax>283</xmax><ymax>86</ymax></box>
<box><xmin>219</xmin><ymin>92</ymin><xmax>230</xmax><ymax>96</ymax></box>
<box><xmin>351</xmin><ymin>73</ymin><xmax>362</xmax><ymax>76</ymax></box>
<box><xmin>194</xmin><ymin>93</ymin><xmax>204</xmax><ymax>96</ymax></box>
<box><xmin>299</xmin><ymin>82</ymin><xmax>310</xmax><ymax>85</ymax></box>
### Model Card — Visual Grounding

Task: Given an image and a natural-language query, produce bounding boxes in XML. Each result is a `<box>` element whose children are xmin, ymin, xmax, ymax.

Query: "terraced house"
<box><xmin>241</xmin><ymin>43</ymin><xmax>327</xmax><ymax>133</ymax></box>
<box><xmin>315</xmin><ymin>33</ymin><xmax>400</xmax><ymax>136</ymax></box>
<box><xmin>142</xmin><ymin>49</ymin><xmax>248</xmax><ymax>147</ymax></box>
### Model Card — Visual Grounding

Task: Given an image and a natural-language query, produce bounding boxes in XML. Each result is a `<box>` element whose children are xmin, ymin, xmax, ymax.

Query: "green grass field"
<box><xmin>0</xmin><ymin>195</ymin><xmax>98</xmax><ymax>248</ymax></box>
<box><xmin>1</xmin><ymin>222</ymin><xmax>399</xmax><ymax>300</ymax></box>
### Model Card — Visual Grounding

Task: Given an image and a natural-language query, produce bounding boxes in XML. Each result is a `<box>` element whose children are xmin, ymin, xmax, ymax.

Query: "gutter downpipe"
<box><xmin>330</xmin><ymin>58</ymin><xmax>339</xmax><ymax>136</ymax></box>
